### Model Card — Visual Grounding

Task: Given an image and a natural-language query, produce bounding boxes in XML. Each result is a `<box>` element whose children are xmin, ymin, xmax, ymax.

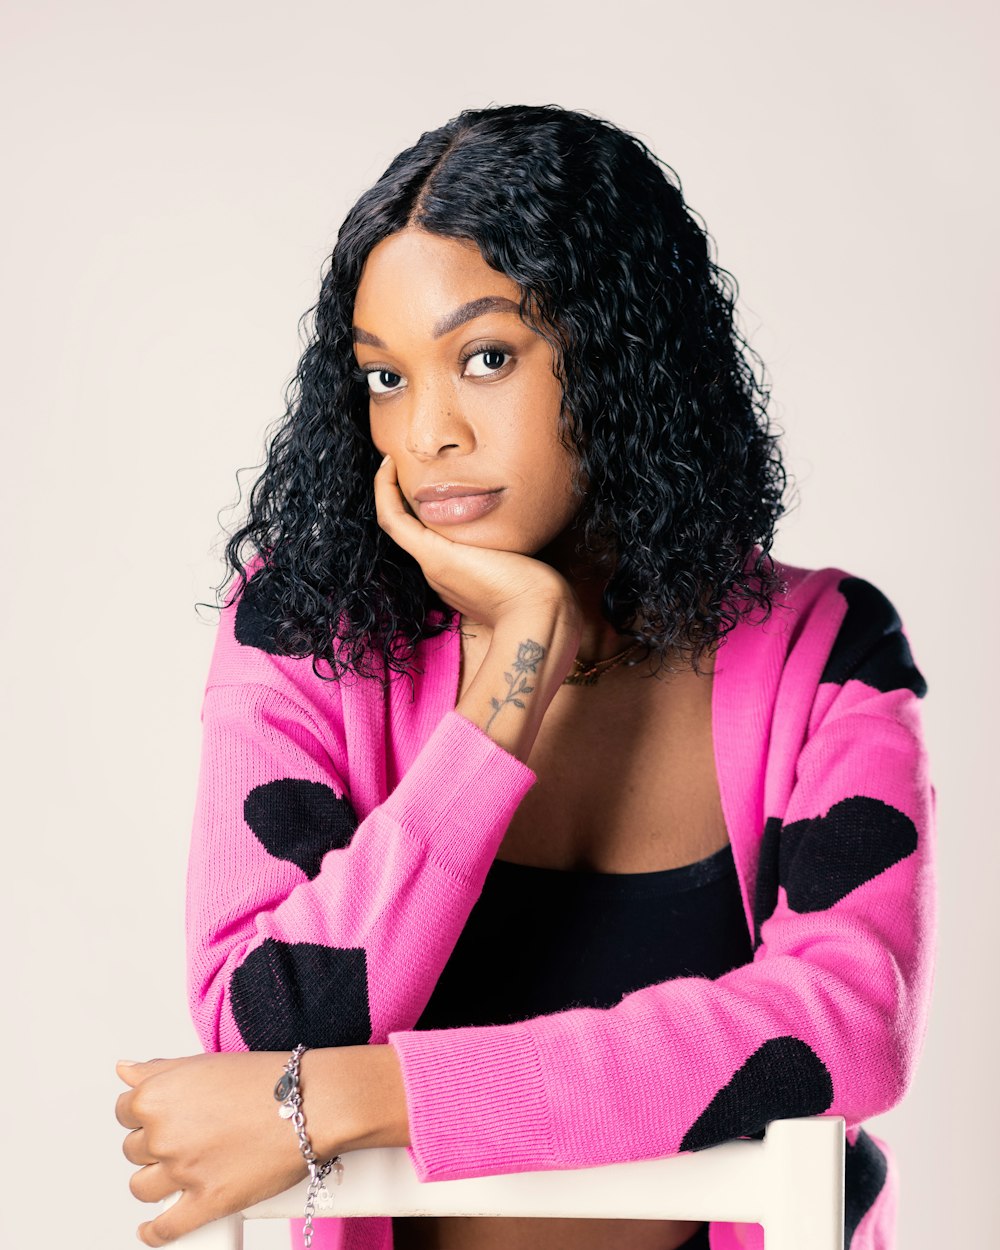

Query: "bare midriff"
<box><xmin>391</xmin><ymin>1213</ymin><xmax>708</xmax><ymax>1250</ymax></box>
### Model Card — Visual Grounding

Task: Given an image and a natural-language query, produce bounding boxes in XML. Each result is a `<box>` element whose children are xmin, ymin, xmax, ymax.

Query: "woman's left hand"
<box><xmin>114</xmin><ymin>1052</ymin><xmax>316</xmax><ymax>1246</ymax></box>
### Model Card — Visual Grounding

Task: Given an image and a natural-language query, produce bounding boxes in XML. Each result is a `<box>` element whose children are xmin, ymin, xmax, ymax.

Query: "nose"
<box><xmin>405</xmin><ymin>376</ymin><xmax>475</xmax><ymax>460</ymax></box>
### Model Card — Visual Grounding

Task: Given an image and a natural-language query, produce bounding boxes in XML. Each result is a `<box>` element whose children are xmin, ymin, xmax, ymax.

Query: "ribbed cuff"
<box><xmin>387</xmin><ymin>1020</ymin><xmax>557</xmax><ymax>1182</ymax></box>
<box><xmin>379</xmin><ymin>709</ymin><xmax>537</xmax><ymax>884</ymax></box>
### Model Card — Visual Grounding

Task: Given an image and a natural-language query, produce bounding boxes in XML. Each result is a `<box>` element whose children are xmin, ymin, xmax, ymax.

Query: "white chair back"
<box><xmin>165</xmin><ymin>1114</ymin><xmax>845</xmax><ymax>1250</ymax></box>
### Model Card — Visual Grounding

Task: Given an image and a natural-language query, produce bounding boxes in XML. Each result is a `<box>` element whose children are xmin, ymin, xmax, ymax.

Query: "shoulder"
<box><xmin>201</xmin><ymin>555</ymin><xmax>359</xmax><ymax>719</ymax></box>
<box><xmin>762</xmin><ymin>553</ymin><xmax>927</xmax><ymax>699</ymax></box>
<box><xmin>202</xmin><ymin>556</ymin><xmax>458</xmax><ymax>718</ymax></box>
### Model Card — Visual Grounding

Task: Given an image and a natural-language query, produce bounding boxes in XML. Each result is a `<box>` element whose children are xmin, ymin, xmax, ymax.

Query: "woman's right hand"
<box><xmin>373</xmin><ymin>454</ymin><xmax>580</xmax><ymax>632</ymax></box>
<box><xmin>375</xmin><ymin>453</ymin><xmax>584</xmax><ymax>761</ymax></box>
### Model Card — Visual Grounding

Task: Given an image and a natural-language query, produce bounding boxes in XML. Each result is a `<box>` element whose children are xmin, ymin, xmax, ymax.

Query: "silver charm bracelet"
<box><xmin>274</xmin><ymin>1043</ymin><xmax>345</xmax><ymax>1249</ymax></box>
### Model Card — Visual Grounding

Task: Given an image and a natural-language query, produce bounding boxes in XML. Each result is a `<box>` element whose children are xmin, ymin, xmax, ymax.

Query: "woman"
<box><xmin>115</xmin><ymin>104</ymin><xmax>936</xmax><ymax>1250</ymax></box>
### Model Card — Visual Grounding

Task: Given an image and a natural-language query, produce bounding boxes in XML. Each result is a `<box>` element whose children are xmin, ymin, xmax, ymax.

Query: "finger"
<box><xmin>116</xmin><ymin>1088</ymin><xmax>143</xmax><ymax>1130</ymax></box>
<box><xmin>374</xmin><ymin>455</ymin><xmax>450</xmax><ymax>555</ymax></box>
<box><xmin>129</xmin><ymin>1161</ymin><xmax>183</xmax><ymax>1205</ymax></box>
<box><xmin>115</xmin><ymin>1058</ymin><xmax>188</xmax><ymax>1127</ymax></box>
<box><xmin>138</xmin><ymin>1189</ymin><xmax>213</xmax><ymax>1248</ymax></box>
<box><xmin>115</xmin><ymin>1057</ymin><xmax>173</xmax><ymax>1088</ymax></box>
<box><xmin>374</xmin><ymin>453</ymin><xmax>419</xmax><ymax>519</ymax></box>
<box><xmin>122</xmin><ymin>1126</ymin><xmax>158</xmax><ymax>1166</ymax></box>
<box><xmin>374</xmin><ymin>453</ymin><xmax>424</xmax><ymax>523</ymax></box>
<box><xmin>374</xmin><ymin>453</ymin><xmax>414</xmax><ymax>522</ymax></box>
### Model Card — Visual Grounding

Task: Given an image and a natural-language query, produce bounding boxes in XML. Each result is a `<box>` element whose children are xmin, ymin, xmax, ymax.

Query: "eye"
<box><xmin>352</xmin><ymin>341</ymin><xmax>513</xmax><ymax>396</ymax></box>
<box><xmin>460</xmin><ymin>344</ymin><xmax>512</xmax><ymax>377</ymax></box>
<box><xmin>358</xmin><ymin>367</ymin><xmax>403</xmax><ymax>396</ymax></box>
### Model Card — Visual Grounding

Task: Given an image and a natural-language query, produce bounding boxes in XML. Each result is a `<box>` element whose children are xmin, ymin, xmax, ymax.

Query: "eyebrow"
<box><xmin>352</xmin><ymin>295</ymin><xmax>521</xmax><ymax>348</ymax></box>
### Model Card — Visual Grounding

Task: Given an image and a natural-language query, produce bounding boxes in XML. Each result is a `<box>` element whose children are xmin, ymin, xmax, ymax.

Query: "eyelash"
<box><xmin>352</xmin><ymin>342</ymin><xmax>513</xmax><ymax>392</ymax></box>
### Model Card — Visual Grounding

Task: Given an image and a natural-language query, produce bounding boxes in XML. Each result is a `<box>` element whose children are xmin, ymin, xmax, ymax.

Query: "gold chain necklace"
<box><xmin>562</xmin><ymin>640</ymin><xmax>642</xmax><ymax>686</ymax></box>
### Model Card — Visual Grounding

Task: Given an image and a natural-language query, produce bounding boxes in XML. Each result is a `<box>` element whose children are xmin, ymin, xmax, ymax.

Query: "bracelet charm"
<box><xmin>275</xmin><ymin>1044</ymin><xmax>344</xmax><ymax>1248</ymax></box>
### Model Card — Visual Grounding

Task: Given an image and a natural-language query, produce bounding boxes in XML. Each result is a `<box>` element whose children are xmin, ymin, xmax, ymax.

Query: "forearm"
<box><xmin>455</xmin><ymin>605</ymin><xmax>581</xmax><ymax>765</ymax></box>
<box><xmin>300</xmin><ymin>1044</ymin><xmax>411</xmax><ymax>1159</ymax></box>
<box><xmin>296</xmin><ymin>614</ymin><xmax>579</xmax><ymax>1154</ymax></box>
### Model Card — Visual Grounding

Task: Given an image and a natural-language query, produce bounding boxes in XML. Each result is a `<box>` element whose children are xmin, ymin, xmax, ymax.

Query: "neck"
<box><xmin>531</xmin><ymin>524</ymin><xmax>638</xmax><ymax>666</ymax></box>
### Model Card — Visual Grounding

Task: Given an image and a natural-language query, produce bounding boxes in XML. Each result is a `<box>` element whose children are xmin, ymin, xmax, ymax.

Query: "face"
<box><xmin>351</xmin><ymin>227</ymin><xmax>584</xmax><ymax>556</ymax></box>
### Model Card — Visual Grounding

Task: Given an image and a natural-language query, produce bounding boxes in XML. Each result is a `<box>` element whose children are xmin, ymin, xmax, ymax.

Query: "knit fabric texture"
<box><xmin>184</xmin><ymin>550</ymin><xmax>937</xmax><ymax>1250</ymax></box>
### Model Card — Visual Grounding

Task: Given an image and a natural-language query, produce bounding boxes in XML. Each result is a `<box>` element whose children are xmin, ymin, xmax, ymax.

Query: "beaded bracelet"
<box><xmin>274</xmin><ymin>1043</ymin><xmax>345</xmax><ymax>1249</ymax></box>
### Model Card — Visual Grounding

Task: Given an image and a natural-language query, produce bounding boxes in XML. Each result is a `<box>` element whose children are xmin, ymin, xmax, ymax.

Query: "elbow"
<box><xmin>190</xmin><ymin>936</ymin><xmax>373</xmax><ymax>1052</ymax></box>
<box><xmin>186</xmin><ymin>940</ymin><xmax>242</xmax><ymax>1053</ymax></box>
<box><xmin>870</xmin><ymin>934</ymin><xmax>937</xmax><ymax>1115</ymax></box>
<box><xmin>840</xmin><ymin>982</ymin><xmax>929</xmax><ymax>1121</ymax></box>
<box><xmin>186</xmin><ymin>976</ymin><xmax>225</xmax><ymax>1053</ymax></box>
<box><xmin>815</xmin><ymin>940</ymin><xmax>932</xmax><ymax>1123</ymax></box>
<box><xmin>227</xmin><ymin>936</ymin><xmax>373</xmax><ymax>1050</ymax></box>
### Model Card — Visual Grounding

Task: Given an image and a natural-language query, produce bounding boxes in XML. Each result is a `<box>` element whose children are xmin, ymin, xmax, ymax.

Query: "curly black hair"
<box><xmin>198</xmin><ymin>102</ymin><xmax>795</xmax><ymax>687</ymax></box>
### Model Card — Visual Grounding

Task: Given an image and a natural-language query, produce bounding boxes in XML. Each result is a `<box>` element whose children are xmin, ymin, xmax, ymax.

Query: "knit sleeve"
<box><xmin>184</xmin><ymin>568</ymin><xmax>537</xmax><ymax>1054</ymax></box>
<box><xmin>386</xmin><ymin>578</ymin><xmax>938</xmax><ymax>1182</ymax></box>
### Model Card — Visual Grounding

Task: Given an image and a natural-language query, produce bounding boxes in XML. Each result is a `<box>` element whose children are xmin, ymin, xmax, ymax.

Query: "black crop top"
<box><xmin>413</xmin><ymin>840</ymin><xmax>754</xmax><ymax>1031</ymax></box>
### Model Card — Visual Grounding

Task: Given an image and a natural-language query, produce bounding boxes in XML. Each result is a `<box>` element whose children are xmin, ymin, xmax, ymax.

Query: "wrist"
<box><xmin>493</xmin><ymin>595</ymin><xmax>583</xmax><ymax>643</ymax></box>
<box><xmin>300</xmin><ymin>1045</ymin><xmax>411</xmax><ymax>1158</ymax></box>
<box><xmin>351</xmin><ymin>1044</ymin><xmax>411</xmax><ymax>1150</ymax></box>
<box><xmin>489</xmin><ymin>604</ymin><xmax>583</xmax><ymax>689</ymax></box>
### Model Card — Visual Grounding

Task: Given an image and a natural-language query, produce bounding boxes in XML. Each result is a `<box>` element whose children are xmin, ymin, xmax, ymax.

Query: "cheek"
<box><xmin>544</xmin><ymin>433</ymin><xmax>584</xmax><ymax>500</ymax></box>
<box><xmin>523</xmin><ymin>451</ymin><xmax>584</xmax><ymax>537</ymax></box>
<box><xmin>368</xmin><ymin>414</ymin><xmax>396</xmax><ymax>455</ymax></box>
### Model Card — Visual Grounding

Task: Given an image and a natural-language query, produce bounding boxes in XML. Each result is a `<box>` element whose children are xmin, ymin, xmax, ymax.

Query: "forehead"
<box><xmin>353</xmin><ymin>228</ymin><xmax>523</xmax><ymax>343</ymax></box>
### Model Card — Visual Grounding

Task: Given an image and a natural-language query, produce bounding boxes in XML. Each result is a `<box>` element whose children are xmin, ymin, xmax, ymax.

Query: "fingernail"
<box><xmin>381</xmin><ymin>453</ymin><xmax>391</xmax><ymax>465</ymax></box>
<box><xmin>117</xmin><ymin>1059</ymin><xmax>138</xmax><ymax>1066</ymax></box>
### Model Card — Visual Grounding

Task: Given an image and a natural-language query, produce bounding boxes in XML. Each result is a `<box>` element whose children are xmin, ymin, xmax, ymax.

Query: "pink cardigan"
<box><xmin>185</xmin><ymin>550</ymin><xmax>937</xmax><ymax>1250</ymax></box>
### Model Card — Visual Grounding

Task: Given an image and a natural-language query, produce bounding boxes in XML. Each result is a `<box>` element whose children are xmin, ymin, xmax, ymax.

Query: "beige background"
<box><xmin>1</xmin><ymin>2</ymin><xmax>994</xmax><ymax>1247</ymax></box>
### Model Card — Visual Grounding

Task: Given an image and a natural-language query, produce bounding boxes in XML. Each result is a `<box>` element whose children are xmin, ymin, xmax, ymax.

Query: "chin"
<box><xmin>440</xmin><ymin>521</ymin><xmax>538</xmax><ymax>556</ymax></box>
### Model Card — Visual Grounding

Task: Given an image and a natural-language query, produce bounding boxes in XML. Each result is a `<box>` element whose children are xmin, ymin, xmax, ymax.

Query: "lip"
<box><xmin>413</xmin><ymin>482</ymin><xmax>503</xmax><ymax>502</ymax></box>
<box><xmin>417</xmin><ymin>488</ymin><xmax>505</xmax><ymax>525</ymax></box>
